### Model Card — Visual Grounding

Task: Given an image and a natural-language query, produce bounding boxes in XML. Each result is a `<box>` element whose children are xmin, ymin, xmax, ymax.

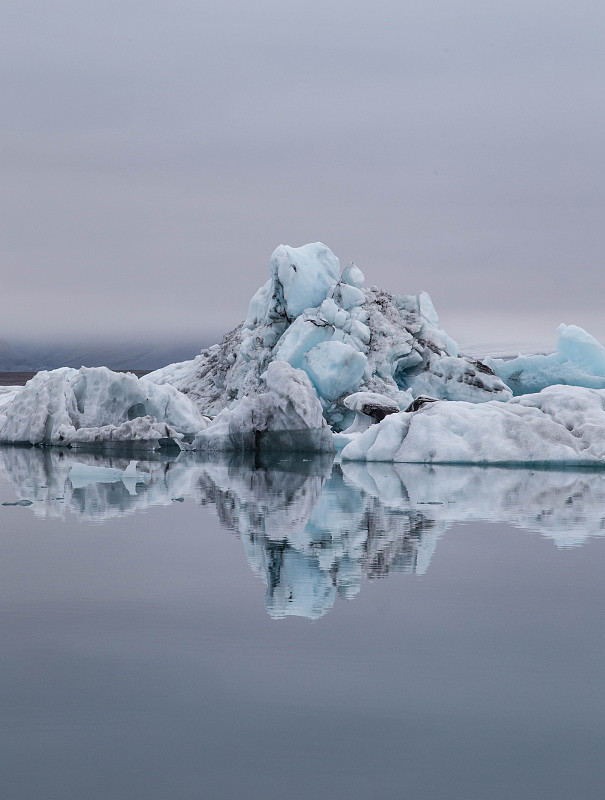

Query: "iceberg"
<box><xmin>2</xmin><ymin>241</ymin><xmax>605</xmax><ymax>462</ymax></box>
<box><xmin>341</xmin><ymin>385</ymin><xmax>605</xmax><ymax>465</ymax></box>
<box><xmin>487</xmin><ymin>323</ymin><xmax>605</xmax><ymax>395</ymax></box>
<box><xmin>149</xmin><ymin>242</ymin><xmax>511</xmax><ymax>434</ymax></box>
<box><xmin>0</xmin><ymin>366</ymin><xmax>207</xmax><ymax>449</ymax></box>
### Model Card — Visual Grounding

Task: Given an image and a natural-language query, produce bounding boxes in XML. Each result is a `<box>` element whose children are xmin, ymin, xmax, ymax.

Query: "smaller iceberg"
<box><xmin>487</xmin><ymin>324</ymin><xmax>605</xmax><ymax>395</ymax></box>
<box><xmin>0</xmin><ymin>366</ymin><xmax>207</xmax><ymax>449</ymax></box>
<box><xmin>341</xmin><ymin>385</ymin><xmax>605</xmax><ymax>465</ymax></box>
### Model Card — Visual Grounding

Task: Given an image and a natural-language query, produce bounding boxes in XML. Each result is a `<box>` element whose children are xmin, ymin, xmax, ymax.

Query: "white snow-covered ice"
<box><xmin>341</xmin><ymin>385</ymin><xmax>605</xmax><ymax>465</ymax></box>
<box><xmin>0</xmin><ymin>366</ymin><xmax>206</xmax><ymax>448</ymax></box>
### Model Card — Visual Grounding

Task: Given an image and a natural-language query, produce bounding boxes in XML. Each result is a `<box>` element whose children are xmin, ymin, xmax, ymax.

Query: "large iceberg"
<box><xmin>149</xmin><ymin>242</ymin><xmax>511</xmax><ymax>432</ymax></box>
<box><xmin>2</xmin><ymin>241</ymin><xmax>605</xmax><ymax>463</ymax></box>
<box><xmin>487</xmin><ymin>323</ymin><xmax>605</xmax><ymax>395</ymax></box>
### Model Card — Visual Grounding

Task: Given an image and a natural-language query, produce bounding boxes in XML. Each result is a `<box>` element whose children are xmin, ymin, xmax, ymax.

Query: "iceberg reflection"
<box><xmin>2</xmin><ymin>447</ymin><xmax>605</xmax><ymax>619</ymax></box>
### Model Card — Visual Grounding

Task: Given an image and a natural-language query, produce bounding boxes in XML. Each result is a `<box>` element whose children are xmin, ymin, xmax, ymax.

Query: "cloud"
<box><xmin>1</xmin><ymin>1</ymin><xmax>604</xmax><ymax>345</ymax></box>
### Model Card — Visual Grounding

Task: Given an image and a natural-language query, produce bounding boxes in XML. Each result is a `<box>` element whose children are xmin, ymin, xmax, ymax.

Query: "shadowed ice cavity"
<box><xmin>2</xmin><ymin>448</ymin><xmax>605</xmax><ymax>619</ymax></box>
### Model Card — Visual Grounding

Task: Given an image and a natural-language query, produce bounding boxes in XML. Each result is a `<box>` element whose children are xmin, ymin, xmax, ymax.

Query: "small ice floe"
<box><xmin>68</xmin><ymin>460</ymin><xmax>151</xmax><ymax>496</ymax></box>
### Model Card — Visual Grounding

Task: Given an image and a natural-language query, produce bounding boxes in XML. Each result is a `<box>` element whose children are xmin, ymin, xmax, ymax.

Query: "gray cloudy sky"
<box><xmin>2</xmin><ymin>0</ymin><xmax>604</xmax><ymax>349</ymax></box>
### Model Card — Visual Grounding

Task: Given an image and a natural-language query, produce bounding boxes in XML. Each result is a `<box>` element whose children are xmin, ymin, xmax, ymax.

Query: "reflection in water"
<box><xmin>2</xmin><ymin>447</ymin><xmax>605</xmax><ymax>618</ymax></box>
<box><xmin>199</xmin><ymin>460</ymin><xmax>442</xmax><ymax>619</ymax></box>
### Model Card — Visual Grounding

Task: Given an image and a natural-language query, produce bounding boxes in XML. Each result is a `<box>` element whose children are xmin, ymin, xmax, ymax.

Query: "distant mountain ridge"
<box><xmin>0</xmin><ymin>337</ymin><xmax>208</xmax><ymax>372</ymax></box>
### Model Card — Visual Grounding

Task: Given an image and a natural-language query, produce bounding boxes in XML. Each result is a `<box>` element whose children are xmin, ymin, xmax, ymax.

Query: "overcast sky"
<box><xmin>1</xmin><ymin>0</ymin><xmax>604</xmax><ymax>350</ymax></box>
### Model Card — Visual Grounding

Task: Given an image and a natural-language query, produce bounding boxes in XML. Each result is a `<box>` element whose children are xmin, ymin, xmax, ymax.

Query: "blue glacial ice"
<box><xmin>487</xmin><ymin>323</ymin><xmax>605</xmax><ymax>395</ymax></box>
<box><xmin>149</xmin><ymin>241</ymin><xmax>512</xmax><ymax>441</ymax></box>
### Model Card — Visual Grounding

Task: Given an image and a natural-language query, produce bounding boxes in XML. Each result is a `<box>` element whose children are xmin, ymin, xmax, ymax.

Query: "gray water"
<box><xmin>0</xmin><ymin>448</ymin><xmax>603</xmax><ymax>799</ymax></box>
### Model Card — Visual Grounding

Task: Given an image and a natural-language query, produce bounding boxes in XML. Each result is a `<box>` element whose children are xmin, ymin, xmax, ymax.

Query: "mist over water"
<box><xmin>0</xmin><ymin>335</ymin><xmax>212</xmax><ymax>372</ymax></box>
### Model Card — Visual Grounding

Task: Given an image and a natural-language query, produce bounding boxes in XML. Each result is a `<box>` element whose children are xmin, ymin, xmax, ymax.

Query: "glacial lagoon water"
<box><xmin>0</xmin><ymin>448</ymin><xmax>604</xmax><ymax>799</ymax></box>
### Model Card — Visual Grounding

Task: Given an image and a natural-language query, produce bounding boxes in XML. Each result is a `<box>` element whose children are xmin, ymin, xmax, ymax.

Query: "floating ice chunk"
<box><xmin>487</xmin><ymin>324</ymin><xmax>605</xmax><ymax>395</ymax></box>
<box><xmin>303</xmin><ymin>341</ymin><xmax>367</xmax><ymax>401</ymax></box>
<box><xmin>341</xmin><ymin>385</ymin><xmax>605</xmax><ymax>464</ymax></box>
<box><xmin>0</xmin><ymin>366</ymin><xmax>207</xmax><ymax>447</ymax></box>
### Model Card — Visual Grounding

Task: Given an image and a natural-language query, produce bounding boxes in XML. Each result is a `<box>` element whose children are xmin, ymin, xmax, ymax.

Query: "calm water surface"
<box><xmin>0</xmin><ymin>448</ymin><xmax>603</xmax><ymax>799</ymax></box>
